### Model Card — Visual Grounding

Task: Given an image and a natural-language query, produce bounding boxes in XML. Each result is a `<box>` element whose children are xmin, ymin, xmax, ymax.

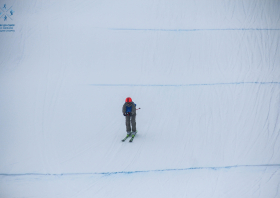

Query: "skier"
<box><xmin>122</xmin><ymin>97</ymin><xmax>137</xmax><ymax>140</ymax></box>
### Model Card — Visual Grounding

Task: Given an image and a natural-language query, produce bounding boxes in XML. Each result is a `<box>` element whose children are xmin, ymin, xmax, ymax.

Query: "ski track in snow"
<box><xmin>109</xmin><ymin>28</ymin><xmax>280</xmax><ymax>31</ymax></box>
<box><xmin>88</xmin><ymin>82</ymin><xmax>280</xmax><ymax>87</ymax></box>
<box><xmin>1</xmin><ymin>164</ymin><xmax>280</xmax><ymax>176</ymax></box>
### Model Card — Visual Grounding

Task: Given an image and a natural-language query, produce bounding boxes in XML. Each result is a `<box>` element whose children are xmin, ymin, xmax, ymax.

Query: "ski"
<box><xmin>129</xmin><ymin>134</ymin><xmax>136</xmax><ymax>142</ymax></box>
<box><xmin>122</xmin><ymin>134</ymin><xmax>131</xmax><ymax>142</ymax></box>
<box><xmin>122</xmin><ymin>131</ymin><xmax>137</xmax><ymax>142</ymax></box>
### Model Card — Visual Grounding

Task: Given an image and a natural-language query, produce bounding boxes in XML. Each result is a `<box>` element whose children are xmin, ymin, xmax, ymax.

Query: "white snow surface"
<box><xmin>0</xmin><ymin>0</ymin><xmax>280</xmax><ymax>197</ymax></box>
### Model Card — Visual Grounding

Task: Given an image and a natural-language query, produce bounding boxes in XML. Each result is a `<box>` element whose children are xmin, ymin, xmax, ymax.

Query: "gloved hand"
<box><xmin>123</xmin><ymin>113</ymin><xmax>127</xmax><ymax>116</ymax></box>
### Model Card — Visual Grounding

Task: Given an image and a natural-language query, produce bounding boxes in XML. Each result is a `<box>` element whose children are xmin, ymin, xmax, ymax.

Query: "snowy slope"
<box><xmin>0</xmin><ymin>0</ymin><xmax>280</xmax><ymax>197</ymax></box>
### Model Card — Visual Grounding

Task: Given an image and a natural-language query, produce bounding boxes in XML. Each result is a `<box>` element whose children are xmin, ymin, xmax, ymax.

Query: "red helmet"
<box><xmin>125</xmin><ymin>97</ymin><xmax>132</xmax><ymax>103</ymax></box>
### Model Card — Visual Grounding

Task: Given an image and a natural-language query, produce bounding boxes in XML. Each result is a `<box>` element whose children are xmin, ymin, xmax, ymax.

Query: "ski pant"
<box><xmin>126</xmin><ymin>114</ymin><xmax>136</xmax><ymax>134</ymax></box>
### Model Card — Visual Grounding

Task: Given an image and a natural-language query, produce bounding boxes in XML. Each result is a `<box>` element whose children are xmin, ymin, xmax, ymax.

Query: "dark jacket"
<box><xmin>122</xmin><ymin>102</ymin><xmax>136</xmax><ymax>115</ymax></box>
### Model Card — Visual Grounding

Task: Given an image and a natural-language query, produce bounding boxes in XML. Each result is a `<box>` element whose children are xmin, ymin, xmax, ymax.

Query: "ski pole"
<box><xmin>136</xmin><ymin>108</ymin><xmax>141</xmax><ymax>110</ymax></box>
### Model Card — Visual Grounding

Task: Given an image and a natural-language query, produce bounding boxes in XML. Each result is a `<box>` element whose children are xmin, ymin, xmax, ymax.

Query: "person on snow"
<box><xmin>122</xmin><ymin>97</ymin><xmax>137</xmax><ymax>136</ymax></box>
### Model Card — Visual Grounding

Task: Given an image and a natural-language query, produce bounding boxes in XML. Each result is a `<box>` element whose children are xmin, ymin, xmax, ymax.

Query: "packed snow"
<box><xmin>0</xmin><ymin>0</ymin><xmax>280</xmax><ymax>197</ymax></box>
